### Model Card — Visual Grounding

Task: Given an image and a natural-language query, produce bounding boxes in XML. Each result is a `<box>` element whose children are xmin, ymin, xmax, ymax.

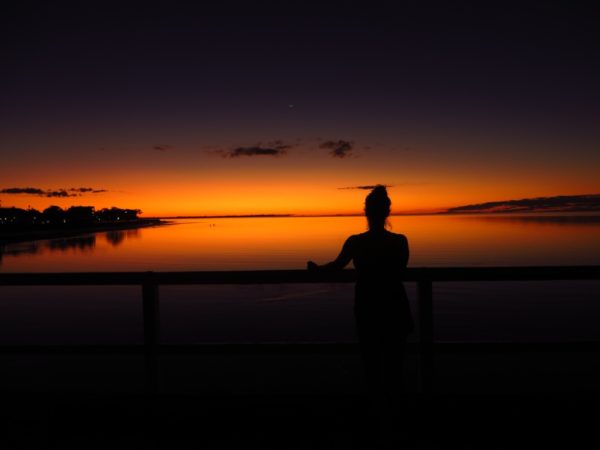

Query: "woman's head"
<box><xmin>365</xmin><ymin>185</ymin><xmax>391</xmax><ymax>229</ymax></box>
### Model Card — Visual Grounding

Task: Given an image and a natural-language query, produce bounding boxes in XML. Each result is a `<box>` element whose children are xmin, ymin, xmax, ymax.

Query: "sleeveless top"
<box><xmin>347</xmin><ymin>230</ymin><xmax>413</xmax><ymax>335</ymax></box>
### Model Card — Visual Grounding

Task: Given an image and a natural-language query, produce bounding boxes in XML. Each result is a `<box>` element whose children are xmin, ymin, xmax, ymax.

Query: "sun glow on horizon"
<box><xmin>1</xmin><ymin>140</ymin><xmax>599</xmax><ymax>216</ymax></box>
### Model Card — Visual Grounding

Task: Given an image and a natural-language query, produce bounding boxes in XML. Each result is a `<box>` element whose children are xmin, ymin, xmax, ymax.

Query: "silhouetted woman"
<box><xmin>307</xmin><ymin>185</ymin><xmax>413</xmax><ymax>399</ymax></box>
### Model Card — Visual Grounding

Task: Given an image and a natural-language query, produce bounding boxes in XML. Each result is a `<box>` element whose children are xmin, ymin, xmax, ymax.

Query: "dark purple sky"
<box><xmin>1</xmin><ymin>2</ymin><xmax>599</xmax><ymax>215</ymax></box>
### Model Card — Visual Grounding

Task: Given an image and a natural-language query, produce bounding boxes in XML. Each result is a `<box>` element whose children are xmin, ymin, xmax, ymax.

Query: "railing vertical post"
<box><xmin>417</xmin><ymin>279</ymin><xmax>434</xmax><ymax>394</ymax></box>
<box><xmin>142</xmin><ymin>272</ymin><xmax>159</xmax><ymax>395</ymax></box>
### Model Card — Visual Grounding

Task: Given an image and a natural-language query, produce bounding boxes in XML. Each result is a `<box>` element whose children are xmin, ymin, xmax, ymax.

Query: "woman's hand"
<box><xmin>307</xmin><ymin>261</ymin><xmax>318</xmax><ymax>271</ymax></box>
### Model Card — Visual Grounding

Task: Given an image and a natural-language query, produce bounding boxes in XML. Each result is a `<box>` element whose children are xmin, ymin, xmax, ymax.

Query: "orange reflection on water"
<box><xmin>123</xmin><ymin>217</ymin><xmax>366</xmax><ymax>270</ymax></box>
<box><xmin>402</xmin><ymin>214</ymin><xmax>600</xmax><ymax>266</ymax></box>
<box><xmin>1</xmin><ymin>214</ymin><xmax>600</xmax><ymax>272</ymax></box>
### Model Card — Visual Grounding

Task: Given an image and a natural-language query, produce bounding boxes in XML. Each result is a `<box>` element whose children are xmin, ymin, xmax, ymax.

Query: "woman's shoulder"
<box><xmin>343</xmin><ymin>233</ymin><xmax>368</xmax><ymax>248</ymax></box>
<box><xmin>391</xmin><ymin>231</ymin><xmax>408</xmax><ymax>240</ymax></box>
<box><xmin>352</xmin><ymin>230</ymin><xmax>408</xmax><ymax>245</ymax></box>
<box><xmin>386</xmin><ymin>231</ymin><xmax>409</xmax><ymax>245</ymax></box>
<box><xmin>345</xmin><ymin>233</ymin><xmax>362</xmax><ymax>243</ymax></box>
<box><xmin>383</xmin><ymin>230</ymin><xmax>407</xmax><ymax>239</ymax></box>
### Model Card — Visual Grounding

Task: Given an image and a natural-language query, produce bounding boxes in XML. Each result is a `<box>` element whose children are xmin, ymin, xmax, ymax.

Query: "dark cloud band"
<box><xmin>1</xmin><ymin>187</ymin><xmax>107</xmax><ymax>197</ymax></box>
<box><xmin>0</xmin><ymin>187</ymin><xmax>46</xmax><ymax>195</ymax></box>
<box><xmin>226</xmin><ymin>147</ymin><xmax>287</xmax><ymax>157</ymax></box>
<box><xmin>320</xmin><ymin>140</ymin><xmax>354</xmax><ymax>158</ymax></box>
<box><xmin>448</xmin><ymin>194</ymin><xmax>600</xmax><ymax>213</ymax></box>
<box><xmin>338</xmin><ymin>184</ymin><xmax>393</xmax><ymax>190</ymax></box>
<box><xmin>215</xmin><ymin>141</ymin><xmax>291</xmax><ymax>158</ymax></box>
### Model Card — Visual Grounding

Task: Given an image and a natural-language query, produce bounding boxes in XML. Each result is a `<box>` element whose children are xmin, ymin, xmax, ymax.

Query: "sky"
<box><xmin>1</xmin><ymin>2</ymin><xmax>599</xmax><ymax>216</ymax></box>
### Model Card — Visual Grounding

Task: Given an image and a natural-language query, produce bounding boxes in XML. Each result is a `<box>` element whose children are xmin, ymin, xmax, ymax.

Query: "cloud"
<box><xmin>69</xmin><ymin>187</ymin><xmax>107</xmax><ymax>194</ymax></box>
<box><xmin>0</xmin><ymin>187</ymin><xmax>46</xmax><ymax>195</ymax></box>
<box><xmin>153</xmin><ymin>145</ymin><xmax>173</xmax><ymax>152</ymax></box>
<box><xmin>216</xmin><ymin>141</ymin><xmax>291</xmax><ymax>158</ymax></box>
<box><xmin>448</xmin><ymin>194</ymin><xmax>600</xmax><ymax>214</ymax></box>
<box><xmin>338</xmin><ymin>184</ymin><xmax>393</xmax><ymax>190</ymax></box>
<box><xmin>46</xmin><ymin>189</ymin><xmax>75</xmax><ymax>197</ymax></box>
<box><xmin>1</xmin><ymin>187</ymin><xmax>107</xmax><ymax>197</ymax></box>
<box><xmin>320</xmin><ymin>140</ymin><xmax>354</xmax><ymax>158</ymax></box>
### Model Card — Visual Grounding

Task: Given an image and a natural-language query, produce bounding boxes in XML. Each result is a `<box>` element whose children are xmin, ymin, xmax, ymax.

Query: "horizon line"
<box><xmin>147</xmin><ymin>209</ymin><xmax>600</xmax><ymax>220</ymax></box>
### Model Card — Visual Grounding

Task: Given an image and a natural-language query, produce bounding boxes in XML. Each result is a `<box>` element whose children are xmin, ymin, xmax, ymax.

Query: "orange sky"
<box><xmin>2</xmin><ymin>4</ymin><xmax>600</xmax><ymax>217</ymax></box>
<box><xmin>1</xmin><ymin>137</ymin><xmax>599</xmax><ymax>216</ymax></box>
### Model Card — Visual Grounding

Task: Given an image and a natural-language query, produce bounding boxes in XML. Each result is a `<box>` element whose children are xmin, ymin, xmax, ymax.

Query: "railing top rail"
<box><xmin>0</xmin><ymin>266</ymin><xmax>599</xmax><ymax>286</ymax></box>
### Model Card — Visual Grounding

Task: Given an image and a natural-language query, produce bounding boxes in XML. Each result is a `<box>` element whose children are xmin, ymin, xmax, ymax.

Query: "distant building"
<box><xmin>0</xmin><ymin>207</ymin><xmax>42</xmax><ymax>226</ymax></box>
<box><xmin>66</xmin><ymin>206</ymin><xmax>95</xmax><ymax>225</ymax></box>
<box><xmin>96</xmin><ymin>207</ymin><xmax>141</xmax><ymax>222</ymax></box>
<box><xmin>1</xmin><ymin>205</ymin><xmax>141</xmax><ymax>230</ymax></box>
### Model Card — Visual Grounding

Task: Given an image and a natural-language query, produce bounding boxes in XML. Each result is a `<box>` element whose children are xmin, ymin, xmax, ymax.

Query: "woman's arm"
<box><xmin>400</xmin><ymin>234</ymin><xmax>409</xmax><ymax>268</ymax></box>
<box><xmin>307</xmin><ymin>236</ymin><xmax>354</xmax><ymax>271</ymax></box>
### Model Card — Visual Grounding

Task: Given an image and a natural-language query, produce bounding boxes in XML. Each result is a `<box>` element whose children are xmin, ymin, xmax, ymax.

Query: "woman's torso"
<box><xmin>350</xmin><ymin>230</ymin><xmax>412</xmax><ymax>333</ymax></box>
<box><xmin>350</xmin><ymin>230</ymin><xmax>408</xmax><ymax>283</ymax></box>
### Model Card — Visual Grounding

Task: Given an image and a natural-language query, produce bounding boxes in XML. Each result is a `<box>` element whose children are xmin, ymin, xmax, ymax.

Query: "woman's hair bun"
<box><xmin>370</xmin><ymin>185</ymin><xmax>388</xmax><ymax>198</ymax></box>
<box><xmin>365</xmin><ymin>185</ymin><xmax>391</xmax><ymax>220</ymax></box>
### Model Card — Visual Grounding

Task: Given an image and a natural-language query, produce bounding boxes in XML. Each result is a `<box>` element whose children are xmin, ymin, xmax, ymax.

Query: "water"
<box><xmin>1</xmin><ymin>214</ymin><xmax>600</xmax><ymax>343</ymax></box>
<box><xmin>2</xmin><ymin>214</ymin><xmax>600</xmax><ymax>271</ymax></box>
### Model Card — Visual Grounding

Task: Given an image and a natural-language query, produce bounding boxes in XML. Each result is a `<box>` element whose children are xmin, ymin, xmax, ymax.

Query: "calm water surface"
<box><xmin>2</xmin><ymin>214</ymin><xmax>600</xmax><ymax>271</ymax></box>
<box><xmin>1</xmin><ymin>214</ymin><xmax>600</xmax><ymax>343</ymax></box>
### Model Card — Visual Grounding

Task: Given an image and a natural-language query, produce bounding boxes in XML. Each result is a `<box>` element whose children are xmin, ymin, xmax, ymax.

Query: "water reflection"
<box><xmin>0</xmin><ymin>235</ymin><xmax>96</xmax><ymax>264</ymax></box>
<box><xmin>1</xmin><ymin>215</ymin><xmax>600</xmax><ymax>272</ymax></box>
<box><xmin>48</xmin><ymin>235</ymin><xmax>96</xmax><ymax>251</ymax></box>
<box><xmin>105</xmin><ymin>229</ymin><xmax>140</xmax><ymax>246</ymax></box>
<box><xmin>456</xmin><ymin>213</ymin><xmax>600</xmax><ymax>226</ymax></box>
<box><xmin>0</xmin><ymin>228</ymin><xmax>144</xmax><ymax>265</ymax></box>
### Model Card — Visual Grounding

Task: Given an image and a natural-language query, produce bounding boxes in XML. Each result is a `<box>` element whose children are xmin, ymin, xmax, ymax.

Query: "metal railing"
<box><xmin>1</xmin><ymin>266</ymin><xmax>599</xmax><ymax>394</ymax></box>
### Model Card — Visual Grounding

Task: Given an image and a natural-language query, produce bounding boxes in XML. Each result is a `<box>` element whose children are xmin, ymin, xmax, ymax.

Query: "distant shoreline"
<box><xmin>4</xmin><ymin>211</ymin><xmax>598</xmax><ymax>245</ymax></box>
<box><xmin>151</xmin><ymin>210</ymin><xmax>600</xmax><ymax>219</ymax></box>
<box><xmin>0</xmin><ymin>219</ymin><xmax>167</xmax><ymax>244</ymax></box>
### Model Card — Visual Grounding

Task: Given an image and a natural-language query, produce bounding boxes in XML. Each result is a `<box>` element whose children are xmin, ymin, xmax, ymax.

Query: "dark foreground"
<box><xmin>2</xmin><ymin>345</ymin><xmax>599</xmax><ymax>449</ymax></box>
<box><xmin>0</xmin><ymin>219</ymin><xmax>165</xmax><ymax>244</ymax></box>
<box><xmin>5</xmin><ymin>392</ymin><xmax>598</xmax><ymax>450</ymax></box>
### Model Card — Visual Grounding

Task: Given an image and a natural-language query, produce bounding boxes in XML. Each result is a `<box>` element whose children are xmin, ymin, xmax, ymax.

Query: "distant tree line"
<box><xmin>0</xmin><ymin>206</ymin><xmax>142</xmax><ymax>229</ymax></box>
